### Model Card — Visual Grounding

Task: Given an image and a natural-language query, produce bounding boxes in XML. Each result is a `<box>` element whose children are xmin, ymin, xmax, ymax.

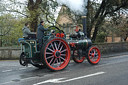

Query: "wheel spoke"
<box><xmin>47</xmin><ymin>47</ymin><xmax>54</xmax><ymax>52</ymax></box>
<box><xmin>54</xmin><ymin>42</ymin><xmax>58</xmax><ymax>50</ymax></box>
<box><xmin>46</xmin><ymin>52</ymin><xmax>53</xmax><ymax>55</ymax></box>
<box><xmin>52</xmin><ymin>58</ymin><xmax>57</xmax><ymax>66</ymax></box>
<box><xmin>89</xmin><ymin>55</ymin><xmax>93</xmax><ymax>59</ymax></box>
<box><xmin>61</xmin><ymin>54</ymin><xmax>66</xmax><ymax>56</ymax></box>
<box><xmin>61</xmin><ymin>49</ymin><xmax>67</xmax><ymax>53</ymax></box>
<box><xmin>74</xmin><ymin>51</ymin><xmax>77</xmax><ymax>55</ymax></box>
<box><xmin>58</xmin><ymin>42</ymin><xmax>61</xmax><ymax>50</ymax></box>
<box><xmin>95</xmin><ymin>53</ymin><xmax>98</xmax><ymax>56</ymax></box>
<box><xmin>59</xmin><ymin>45</ymin><xmax>63</xmax><ymax>51</ymax></box>
<box><xmin>94</xmin><ymin>53</ymin><xmax>98</xmax><ymax>57</ymax></box>
<box><xmin>89</xmin><ymin>53</ymin><xmax>92</xmax><ymax>56</ymax></box>
<box><xmin>56</xmin><ymin>59</ymin><xmax>59</xmax><ymax>67</ymax></box>
<box><xmin>46</xmin><ymin>55</ymin><xmax>54</xmax><ymax>59</ymax></box>
<box><xmin>60</xmin><ymin>56</ymin><xmax>66</xmax><ymax>61</ymax></box>
<box><xmin>49</xmin><ymin>57</ymin><xmax>54</xmax><ymax>65</ymax></box>
<box><xmin>59</xmin><ymin>58</ymin><xmax>62</xmax><ymax>66</ymax></box>
<box><xmin>51</xmin><ymin>43</ymin><xmax>55</xmax><ymax>50</ymax></box>
<box><xmin>94</xmin><ymin>50</ymin><xmax>96</xmax><ymax>54</ymax></box>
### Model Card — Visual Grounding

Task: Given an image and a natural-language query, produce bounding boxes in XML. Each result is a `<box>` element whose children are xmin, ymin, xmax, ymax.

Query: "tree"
<box><xmin>56</xmin><ymin>0</ymin><xmax>128</xmax><ymax>42</ymax></box>
<box><xmin>113</xmin><ymin>15</ymin><xmax>128</xmax><ymax>41</ymax></box>
<box><xmin>2</xmin><ymin>0</ymin><xmax>59</xmax><ymax>32</ymax></box>
<box><xmin>0</xmin><ymin>14</ymin><xmax>24</xmax><ymax>46</ymax></box>
<box><xmin>27</xmin><ymin>0</ymin><xmax>42</xmax><ymax>32</ymax></box>
<box><xmin>86</xmin><ymin>0</ymin><xmax>128</xmax><ymax>41</ymax></box>
<box><xmin>95</xmin><ymin>11</ymin><xmax>128</xmax><ymax>42</ymax></box>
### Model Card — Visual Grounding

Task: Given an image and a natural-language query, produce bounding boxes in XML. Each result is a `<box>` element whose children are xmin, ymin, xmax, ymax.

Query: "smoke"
<box><xmin>57</xmin><ymin>0</ymin><xmax>88</xmax><ymax>15</ymax></box>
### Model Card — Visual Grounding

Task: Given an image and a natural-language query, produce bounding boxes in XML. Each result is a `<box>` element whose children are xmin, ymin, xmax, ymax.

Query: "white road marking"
<box><xmin>110</xmin><ymin>55</ymin><xmax>128</xmax><ymax>59</ymax></box>
<box><xmin>33</xmin><ymin>71</ymin><xmax>105</xmax><ymax>85</ymax></box>
<box><xmin>28</xmin><ymin>66</ymin><xmax>33</xmax><ymax>67</ymax></box>
<box><xmin>2</xmin><ymin>70</ymin><xmax>12</xmax><ymax>73</ymax></box>
<box><xmin>19</xmin><ymin>68</ymin><xmax>26</xmax><ymax>70</ymax></box>
<box><xmin>0</xmin><ymin>81</ymin><xmax>14</xmax><ymax>85</ymax></box>
<box><xmin>1</xmin><ymin>65</ymin><xmax>33</xmax><ymax>73</ymax></box>
<box><xmin>0</xmin><ymin>74</ymin><xmax>54</xmax><ymax>85</ymax></box>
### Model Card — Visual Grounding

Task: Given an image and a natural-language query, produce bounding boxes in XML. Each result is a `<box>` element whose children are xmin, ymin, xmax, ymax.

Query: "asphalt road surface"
<box><xmin>0</xmin><ymin>54</ymin><xmax>128</xmax><ymax>85</ymax></box>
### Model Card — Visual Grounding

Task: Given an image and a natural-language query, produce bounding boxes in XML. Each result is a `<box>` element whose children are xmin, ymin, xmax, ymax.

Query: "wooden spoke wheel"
<box><xmin>87</xmin><ymin>47</ymin><xmax>101</xmax><ymax>65</ymax></box>
<box><xmin>41</xmin><ymin>38</ymin><xmax>71</xmax><ymax>71</ymax></box>
<box><xmin>19</xmin><ymin>52</ymin><xmax>27</xmax><ymax>66</ymax></box>
<box><xmin>72</xmin><ymin>50</ymin><xmax>85</xmax><ymax>63</ymax></box>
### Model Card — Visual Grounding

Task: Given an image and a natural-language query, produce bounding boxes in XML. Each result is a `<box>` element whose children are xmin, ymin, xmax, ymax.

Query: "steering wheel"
<box><xmin>47</xmin><ymin>26</ymin><xmax>64</xmax><ymax>34</ymax></box>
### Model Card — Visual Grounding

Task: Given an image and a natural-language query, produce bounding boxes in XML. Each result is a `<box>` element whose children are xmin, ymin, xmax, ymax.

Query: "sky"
<box><xmin>1</xmin><ymin>0</ymin><xmax>102</xmax><ymax>19</ymax></box>
<box><xmin>57</xmin><ymin>0</ymin><xmax>88</xmax><ymax>15</ymax></box>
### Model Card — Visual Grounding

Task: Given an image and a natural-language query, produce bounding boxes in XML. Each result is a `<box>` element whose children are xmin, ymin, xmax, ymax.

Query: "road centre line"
<box><xmin>2</xmin><ymin>70</ymin><xmax>12</xmax><ymax>73</ymax></box>
<box><xmin>0</xmin><ymin>81</ymin><xmax>14</xmax><ymax>85</ymax></box>
<box><xmin>19</xmin><ymin>68</ymin><xmax>27</xmax><ymax>70</ymax></box>
<box><xmin>2</xmin><ymin>68</ymin><xmax>27</xmax><ymax>73</ymax></box>
<box><xmin>1</xmin><ymin>66</ymin><xmax>33</xmax><ymax>73</ymax></box>
<box><xmin>33</xmin><ymin>71</ymin><xmax>105</xmax><ymax>85</ymax></box>
<box><xmin>110</xmin><ymin>55</ymin><xmax>128</xmax><ymax>59</ymax></box>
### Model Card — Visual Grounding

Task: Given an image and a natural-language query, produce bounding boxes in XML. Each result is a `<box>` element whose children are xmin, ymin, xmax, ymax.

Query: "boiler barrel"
<box><xmin>68</xmin><ymin>38</ymin><xmax>92</xmax><ymax>50</ymax></box>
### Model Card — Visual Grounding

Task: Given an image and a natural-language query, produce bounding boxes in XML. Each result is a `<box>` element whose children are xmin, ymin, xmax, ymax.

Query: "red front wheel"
<box><xmin>87</xmin><ymin>47</ymin><xmax>101</xmax><ymax>65</ymax></box>
<box><xmin>72</xmin><ymin>50</ymin><xmax>85</xmax><ymax>63</ymax></box>
<box><xmin>41</xmin><ymin>38</ymin><xmax>71</xmax><ymax>71</ymax></box>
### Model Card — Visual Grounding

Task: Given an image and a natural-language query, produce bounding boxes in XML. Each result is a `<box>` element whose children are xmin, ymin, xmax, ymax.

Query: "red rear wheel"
<box><xmin>41</xmin><ymin>38</ymin><xmax>71</xmax><ymax>71</ymax></box>
<box><xmin>87</xmin><ymin>47</ymin><xmax>101</xmax><ymax>65</ymax></box>
<box><xmin>72</xmin><ymin>50</ymin><xmax>85</xmax><ymax>63</ymax></box>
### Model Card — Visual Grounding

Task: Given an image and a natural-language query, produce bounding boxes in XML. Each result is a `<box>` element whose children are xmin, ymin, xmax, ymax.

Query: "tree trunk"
<box><xmin>27</xmin><ymin>0</ymin><xmax>42</xmax><ymax>32</ymax></box>
<box><xmin>91</xmin><ymin>24</ymin><xmax>98</xmax><ymax>42</ymax></box>
<box><xmin>29</xmin><ymin>11</ymin><xmax>39</xmax><ymax>32</ymax></box>
<box><xmin>124</xmin><ymin>36</ymin><xmax>127</xmax><ymax>41</ymax></box>
<box><xmin>91</xmin><ymin>15</ymin><xmax>105</xmax><ymax>41</ymax></box>
<box><xmin>86</xmin><ymin>0</ymin><xmax>91</xmax><ymax>38</ymax></box>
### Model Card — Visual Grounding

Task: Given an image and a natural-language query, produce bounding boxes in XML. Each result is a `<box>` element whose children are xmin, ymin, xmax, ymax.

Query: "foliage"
<box><xmin>95</xmin><ymin>31</ymin><xmax>107</xmax><ymax>43</ymax></box>
<box><xmin>96</xmin><ymin>12</ymin><xmax>128</xmax><ymax>42</ymax></box>
<box><xmin>1</xmin><ymin>0</ymin><xmax>59</xmax><ymax>32</ymax></box>
<box><xmin>112</xmin><ymin>15</ymin><xmax>128</xmax><ymax>41</ymax></box>
<box><xmin>0</xmin><ymin>0</ymin><xmax>127</xmax><ymax>47</ymax></box>
<box><xmin>86</xmin><ymin>0</ymin><xmax>128</xmax><ymax>42</ymax></box>
<box><xmin>55</xmin><ymin>0</ymin><xmax>128</xmax><ymax>42</ymax></box>
<box><xmin>0</xmin><ymin>0</ymin><xmax>60</xmax><ymax>47</ymax></box>
<box><xmin>0</xmin><ymin>14</ymin><xmax>25</xmax><ymax>46</ymax></box>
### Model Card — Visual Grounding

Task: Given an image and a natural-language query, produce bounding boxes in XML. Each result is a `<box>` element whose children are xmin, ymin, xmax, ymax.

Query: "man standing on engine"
<box><xmin>37</xmin><ymin>20</ymin><xmax>48</xmax><ymax>50</ymax></box>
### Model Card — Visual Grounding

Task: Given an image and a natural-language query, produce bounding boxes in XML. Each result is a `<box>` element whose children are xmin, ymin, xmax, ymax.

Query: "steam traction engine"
<box><xmin>18</xmin><ymin>18</ymin><xmax>101</xmax><ymax>71</ymax></box>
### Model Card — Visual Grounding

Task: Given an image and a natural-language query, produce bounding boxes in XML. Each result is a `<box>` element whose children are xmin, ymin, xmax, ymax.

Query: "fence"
<box><xmin>0</xmin><ymin>42</ymin><xmax>128</xmax><ymax>60</ymax></box>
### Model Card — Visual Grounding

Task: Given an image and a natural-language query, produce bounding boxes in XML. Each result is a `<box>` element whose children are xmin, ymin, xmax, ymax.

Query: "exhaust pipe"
<box><xmin>82</xmin><ymin>16</ymin><xmax>87</xmax><ymax>38</ymax></box>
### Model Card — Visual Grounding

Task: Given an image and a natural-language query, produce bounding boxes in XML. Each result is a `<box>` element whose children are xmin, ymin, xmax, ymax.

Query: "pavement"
<box><xmin>102</xmin><ymin>52</ymin><xmax>128</xmax><ymax>58</ymax></box>
<box><xmin>0</xmin><ymin>52</ymin><xmax>128</xmax><ymax>85</ymax></box>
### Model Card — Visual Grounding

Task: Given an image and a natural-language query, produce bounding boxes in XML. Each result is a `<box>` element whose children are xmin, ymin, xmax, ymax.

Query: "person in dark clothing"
<box><xmin>22</xmin><ymin>23</ymin><xmax>35</xmax><ymax>38</ymax></box>
<box><xmin>37</xmin><ymin>21</ymin><xmax>48</xmax><ymax>50</ymax></box>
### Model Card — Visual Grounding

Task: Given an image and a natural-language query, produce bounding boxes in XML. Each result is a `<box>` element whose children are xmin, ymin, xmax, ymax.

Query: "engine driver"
<box><xmin>70</xmin><ymin>25</ymin><xmax>84</xmax><ymax>39</ymax></box>
<box><xmin>37</xmin><ymin>20</ymin><xmax>48</xmax><ymax>50</ymax></box>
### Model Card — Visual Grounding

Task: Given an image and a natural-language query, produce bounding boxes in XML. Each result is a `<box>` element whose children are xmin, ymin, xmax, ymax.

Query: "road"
<box><xmin>0</xmin><ymin>54</ymin><xmax>128</xmax><ymax>85</ymax></box>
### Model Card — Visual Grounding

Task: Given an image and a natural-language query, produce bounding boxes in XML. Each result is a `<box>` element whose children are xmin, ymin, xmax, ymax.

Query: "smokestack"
<box><xmin>82</xmin><ymin>16</ymin><xmax>87</xmax><ymax>38</ymax></box>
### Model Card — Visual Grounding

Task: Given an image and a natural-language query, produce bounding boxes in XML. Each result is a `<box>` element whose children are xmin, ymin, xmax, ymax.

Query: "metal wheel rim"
<box><xmin>73</xmin><ymin>50</ymin><xmax>85</xmax><ymax>63</ymax></box>
<box><xmin>88</xmin><ymin>47</ymin><xmax>101</xmax><ymax>64</ymax></box>
<box><xmin>44</xmin><ymin>38</ymin><xmax>70</xmax><ymax>70</ymax></box>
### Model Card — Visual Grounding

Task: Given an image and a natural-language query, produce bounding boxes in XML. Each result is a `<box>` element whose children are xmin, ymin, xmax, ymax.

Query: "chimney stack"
<box><xmin>81</xmin><ymin>16</ymin><xmax>87</xmax><ymax>38</ymax></box>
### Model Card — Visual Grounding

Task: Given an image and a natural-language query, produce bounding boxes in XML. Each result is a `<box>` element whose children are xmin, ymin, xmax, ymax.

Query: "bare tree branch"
<box><xmin>5</xmin><ymin>9</ymin><xmax>28</xmax><ymax>17</ymax></box>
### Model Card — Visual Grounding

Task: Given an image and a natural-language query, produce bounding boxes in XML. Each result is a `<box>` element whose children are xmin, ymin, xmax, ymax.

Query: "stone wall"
<box><xmin>0</xmin><ymin>42</ymin><xmax>128</xmax><ymax>60</ymax></box>
<box><xmin>0</xmin><ymin>47</ymin><xmax>21</xmax><ymax>60</ymax></box>
<box><xmin>93</xmin><ymin>42</ymin><xmax>128</xmax><ymax>55</ymax></box>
